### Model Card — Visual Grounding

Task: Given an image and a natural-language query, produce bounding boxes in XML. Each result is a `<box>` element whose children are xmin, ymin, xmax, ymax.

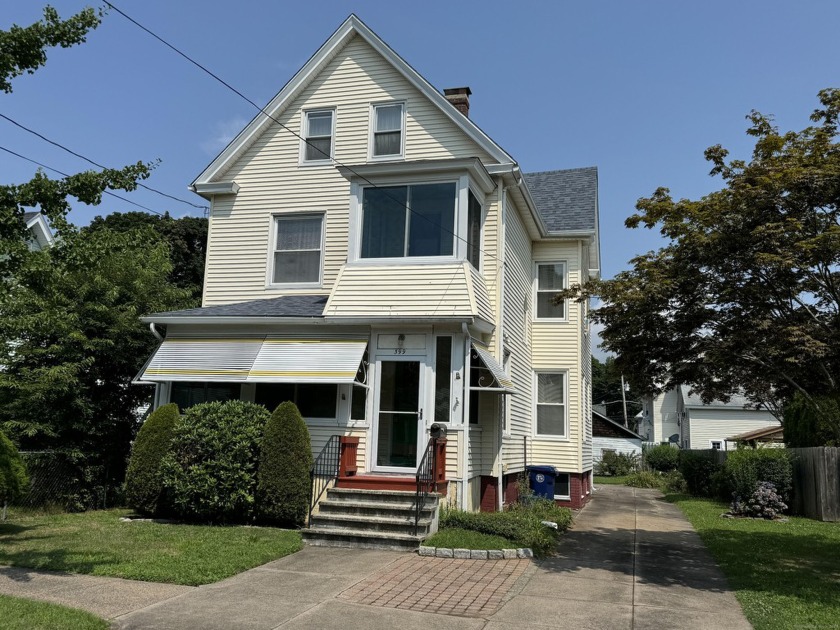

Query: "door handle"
<box><xmin>419</xmin><ymin>408</ymin><xmax>423</xmax><ymax>421</ymax></box>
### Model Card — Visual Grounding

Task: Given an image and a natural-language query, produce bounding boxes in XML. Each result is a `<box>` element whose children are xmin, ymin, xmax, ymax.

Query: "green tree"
<box><xmin>125</xmin><ymin>403</ymin><xmax>180</xmax><ymax>516</ymax></box>
<box><xmin>591</xmin><ymin>356</ymin><xmax>641</xmax><ymax>425</ymax></box>
<box><xmin>0</xmin><ymin>227</ymin><xmax>189</xmax><ymax>491</ymax></box>
<box><xmin>563</xmin><ymin>89</ymin><xmax>840</xmax><ymax>419</ymax></box>
<box><xmin>85</xmin><ymin>212</ymin><xmax>208</xmax><ymax>304</ymax></box>
<box><xmin>257</xmin><ymin>402</ymin><xmax>313</xmax><ymax>526</ymax></box>
<box><xmin>0</xmin><ymin>429</ymin><xmax>29</xmax><ymax>513</ymax></box>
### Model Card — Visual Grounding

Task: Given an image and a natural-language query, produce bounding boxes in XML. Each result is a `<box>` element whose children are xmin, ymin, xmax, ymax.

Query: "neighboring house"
<box><xmin>24</xmin><ymin>211</ymin><xmax>54</xmax><ymax>251</ymax></box>
<box><xmin>639</xmin><ymin>386</ymin><xmax>780</xmax><ymax>450</ymax></box>
<box><xmin>136</xmin><ymin>15</ymin><xmax>599</xmax><ymax>520</ymax></box>
<box><xmin>726</xmin><ymin>425</ymin><xmax>784</xmax><ymax>449</ymax></box>
<box><xmin>592</xmin><ymin>411</ymin><xmax>642</xmax><ymax>464</ymax></box>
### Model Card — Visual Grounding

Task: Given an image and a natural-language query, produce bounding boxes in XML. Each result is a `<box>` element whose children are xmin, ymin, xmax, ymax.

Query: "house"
<box><xmin>24</xmin><ymin>211</ymin><xmax>54</xmax><ymax>251</ymax></box>
<box><xmin>135</xmin><ymin>15</ymin><xmax>599</xmax><ymax>544</ymax></box>
<box><xmin>639</xmin><ymin>386</ymin><xmax>780</xmax><ymax>450</ymax></box>
<box><xmin>726</xmin><ymin>424</ymin><xmax>784</xmax><ymax>449</ymax></box>
<box><xmin>592</xmin><ymin>411</ymin><xmax>642</xmax><ymax>464</ymax></box>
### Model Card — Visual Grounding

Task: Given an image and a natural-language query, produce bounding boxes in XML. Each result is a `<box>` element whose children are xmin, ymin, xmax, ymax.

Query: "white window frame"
<box><xmin>267</xmin><ymin>212</ymin><xmax>325</xmax><ymax>289</ymax></box>
<box><xmin>533</xmin><ymin>370</ymin><xmax>568</xmax><ymax>440</ymax></box>
<box><xmin>710</xmin><ymin>440</ymin><xmax>723</xmax><ymax>450</ymax></box>
<box><xmin>533</xmin><ymin>261</ymin><xmax>568</xmax><ymax>322</ymax></box>
<box><xmin>369</xmin><ymin>101</ymin><xmax>405</xmax><ymax>161</ymax></box>
<box><xmin>553</xmin><ymin>472</ymin><xmax>571</xmax><ymax>500</ymax></box>
<box><xmin>502</xmin><ymin>347</ymin><xmax>512</xmax><ymax>436</ymax></box>
<box><xmin>299</xmin><ymin>108</ymin><xmax>335</xmax><ymax>165</ymax></box>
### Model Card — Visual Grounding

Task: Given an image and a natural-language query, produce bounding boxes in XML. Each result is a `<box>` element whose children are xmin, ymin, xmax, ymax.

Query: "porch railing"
<box><xmin>414</xmin><ymin>437</ymin><xmax>438</xmax><ymax>536</ymax></box>
<box><xmin>309</xmin><ymin>434</ymin><xmax>341</xmax><ymax>527</ymax></box>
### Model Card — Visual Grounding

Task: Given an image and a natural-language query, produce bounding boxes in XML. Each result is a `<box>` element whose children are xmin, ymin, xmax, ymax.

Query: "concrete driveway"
<box><xmin>1</xmin><ymin>485</ymin><xmax>752</xmax><ymax>629</ymax></box>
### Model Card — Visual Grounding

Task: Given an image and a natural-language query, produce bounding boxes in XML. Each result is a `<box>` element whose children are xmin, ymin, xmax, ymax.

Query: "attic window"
<box><xmin>371</xmin><ymin>103</ymin><xmax>404</xmax><ymax>158</ymax></box>
<box><xmin>302</xmin><ymin>110</ymin><xmax>334</xmax><ymax>162</ymax></box>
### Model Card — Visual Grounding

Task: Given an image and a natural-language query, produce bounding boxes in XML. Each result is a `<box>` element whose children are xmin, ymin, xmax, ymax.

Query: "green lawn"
<box><xmin>668</xmin><ymin>495</ymin><xmax>840</xmax><ymax>630</ymax></box>
<box><xmin>0</xmin><ymin>509</ymin><xmax>302</xmax><ymax>586</ymax></box>
<box><xmin>593</xmin><ymin>475</ymin><xmax>630</xmax><ymax>485</ymax></box>
<box><xmin>424</xmin><ymin>527</ymin><xmax>516</xmax><ymax>550</ymax></box>
<box><xmin>0</xmin><ymin>594</ymin><xmax>108</xmax><ymax>630</ymax></box>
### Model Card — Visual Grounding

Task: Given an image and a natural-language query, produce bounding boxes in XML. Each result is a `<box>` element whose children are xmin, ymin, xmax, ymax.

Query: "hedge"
<box><xmin>125</xmin><ymin>403</ymin><xmax>179</xmax><ymax>516</ymax></box>
<box><xmin>643</xmin><ymin>444</ymin><xmax>680</xmax><ymax>472</ymax></box>
<box><xmin>257</xmin><ymin>401</ymin><xmax>313</xmax><ymax>526</ymax></box>
<box><xmin>678</xmin><ymin>450</ymin><xmax>724</xmax><ymax>497</ymax></box>
<box><xmin>722</xmin><ymin>448</ymin><xmax>793</xmax><ymax>504</ymax></box>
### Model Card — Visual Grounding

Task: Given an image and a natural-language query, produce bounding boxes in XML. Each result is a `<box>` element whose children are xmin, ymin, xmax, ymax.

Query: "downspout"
<box><xmin>149</xmin><ymin>322</ymin><xmax>163</xmax><ymax>341</ymax></box>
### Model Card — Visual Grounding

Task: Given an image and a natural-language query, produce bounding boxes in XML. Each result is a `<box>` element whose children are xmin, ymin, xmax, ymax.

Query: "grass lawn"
<box><xmin>668</xmin><ymin>494</ymin><xmax>840</xmax><ymax>630</ymax></box>
<box><xmin>593</xmin><ymin>475</ymin><xmax>630</xmax><ymax>485</ymax></box>
<box><xmin>0</xmin><ymin>594</ymin><xmax>108</xmax><ymax>630</ymax></box>
<box><xmin>424</xmin><ymin>527</ymin><xmax>516</xmax><ymax>550</ymax></box>
<box><xmin>0</xmin><ymin>509</ymin><xmax>302</xmax><ymax>586</ymax></box>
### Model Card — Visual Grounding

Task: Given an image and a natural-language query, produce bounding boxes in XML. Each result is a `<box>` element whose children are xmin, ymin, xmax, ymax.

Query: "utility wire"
<box><xmin>0</xmin><ymin>144</ymin><xmax>166</xmax><ymax>216</ymax></box>
<box><xmin>103</xmin><ymin>1</ymin><xmax>501</xmax><ymax>263</ymax></box>
<box><xmin>0</xmin><ymin>112</ymin><xmax>208</xmax><ymax>211</ymax></box>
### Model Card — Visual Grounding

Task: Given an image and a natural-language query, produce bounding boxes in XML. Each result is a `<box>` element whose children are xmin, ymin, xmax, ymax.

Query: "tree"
<box><xmin>563</xmin><ymin>89</ymin><xmax>840</xmax><ymax>418</ymax></box>
<box><xmin>86</xmin><ymin>212</ymin><xmax>208</xmax><ymax>304</ymax></box>
<box><xmin>1</xmin><ymin>6</ymin><xmax>154</xmax><ymax>283</ymax></box>
<box><xmin>0</xmin><ymin>429</ymin><xmax>29</xmax><ymax>517</ymax></box>
<box><xmin>0</xmin><ymin>227</ymin><xmax>189</xmax><ymax>492</ymax></box>
<box><xmin>591</xmin><ymin>356</ymin><xmax>641</xmax><ymax>425</ymax></box>
<box><xmin>125</xmin><ymin>403</ymin><xmax>180</xmax><ymax>516</ymax></box>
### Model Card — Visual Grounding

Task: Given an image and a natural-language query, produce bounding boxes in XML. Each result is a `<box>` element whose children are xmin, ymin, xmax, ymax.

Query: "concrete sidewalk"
<box><xmin>0</xmin><ymin>485</ymin><xmax>753</xmax><ymax>629</ymax></box>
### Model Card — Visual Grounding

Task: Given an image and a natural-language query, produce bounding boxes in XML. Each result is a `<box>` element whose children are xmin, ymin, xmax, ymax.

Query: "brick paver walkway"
<box><xmin>338</xmin><ymin>554</ymin><xmax>531</xmax><ymax>617</ymax></box>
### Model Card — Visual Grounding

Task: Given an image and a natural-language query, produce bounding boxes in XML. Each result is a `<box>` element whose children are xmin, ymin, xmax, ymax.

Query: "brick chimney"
<box><xmin>444</xmin><ymin>87</ymin><xmax>472</xmax><ymax>118</ymax></box>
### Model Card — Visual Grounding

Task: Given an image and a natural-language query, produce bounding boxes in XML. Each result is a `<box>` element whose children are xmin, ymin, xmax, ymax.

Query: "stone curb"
<box><xmin>417</xmin><ymin>546</ymin><xmax>533</xmax><ymax>559</ymax></box>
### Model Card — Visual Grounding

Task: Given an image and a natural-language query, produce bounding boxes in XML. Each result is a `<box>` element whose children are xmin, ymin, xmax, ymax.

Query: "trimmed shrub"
<box><xmin>160</xmin><ymin>400</ymin><xmax>269</xmax><ymax>523</ymax></box>
<box><xmin>596</xmin><ymin>451</ymin><xmax>639</xmax><ymax>476</ymax></box>
<box><xmin>661</xmin><ymin>470</ymin><xmax>688</xmax><ymax>494</ymax></box>
<box><xmin>678</xmin><ymin>450</ymin><xmax>724</xmax><ymax>497</ymax></box>
<box><xmin>731</xmin><ymin>481</ymin><xmax>788</xmax><ymax>519</ymax></box>
<box><xmin>643</xmin><ymin>444</ymin><xmax>680</xmax><ymax>472</ymax></box>
<box><xmin>257</xmin><ymin>401</ymin><xmax>313</xmax><ymax>526</ymax></box>
<box><xmin>0</xmin><ymin>430</ymin><xmax>28</xmax><ymax>506</ymax></box>
<box><xmin>784</xmin><ymin>392</ymin><xmax>840</xmax><ymax>447</ymax></box>
<box><xmin>125</xmin><ymin>403</ymin><xmax>179</xmax><ymax>515</ymax></box>
<box><xmin>625</xmin><ymin>470</ymin><xmax>662</xmax><ymax>488</ymax></box>
<box><xmin>722</xmin><ymin>448</ymin><xmax>793</xmax><ymax>506</ymax></box>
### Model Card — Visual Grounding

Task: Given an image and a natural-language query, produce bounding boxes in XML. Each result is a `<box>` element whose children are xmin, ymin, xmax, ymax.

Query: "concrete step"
<box><xmin>310</xmin><ymin>512</ymin><xmax>434</xmax><ymax>536</ymax></box>
<box><xmin>317</xmin><ymin>498</ymin><xmax>437</xmax><ymax>520</ymax></box>
<box><xmin>325</xmin><ymin>487</ymin><xmax>441</xmax><ymax>508</ymax></box>
<box><xmin>302</xmin><ymin>527</ymin><xmax>424</xmax><ymax>551</ymax></box>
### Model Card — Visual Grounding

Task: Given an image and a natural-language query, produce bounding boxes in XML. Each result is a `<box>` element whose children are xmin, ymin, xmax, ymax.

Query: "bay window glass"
<box><xmin>467</xmin><ymin>190</ymin><xmax>481</xmax><ymax>268</ymax></box>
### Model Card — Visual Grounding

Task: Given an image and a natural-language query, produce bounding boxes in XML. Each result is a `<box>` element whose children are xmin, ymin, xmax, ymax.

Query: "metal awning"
<box><xmin>138</xmin><ymin>335</ymin><xmax>368</xmax><ymax>384</ymax></box>
<box><xmin>470</xmin><ymin>343</ymin><xmax>516</xmax><ymax>394</ymax></box>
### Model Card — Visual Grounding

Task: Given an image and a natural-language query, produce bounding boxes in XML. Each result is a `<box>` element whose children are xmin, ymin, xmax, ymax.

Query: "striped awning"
<box><xmin>470</xmin><ymin>343</ymin><xmax>516</xmax><ymax>394</ymax></box>
<box><xmin>139</xmin><ymin>335</ymin><xmax>367</xmax><ymax>384</ymax></box>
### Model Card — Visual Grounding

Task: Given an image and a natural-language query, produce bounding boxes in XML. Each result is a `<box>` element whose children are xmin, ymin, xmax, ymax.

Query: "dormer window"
<box><xmin>371</xmin><ymin>103</ymin><xmax>404</xmax><ymax>158</ymax></box>
<box><xmin>302</xmin><ymin>109</ymin><xmax>334</xmax><ymax>163</ymax></box>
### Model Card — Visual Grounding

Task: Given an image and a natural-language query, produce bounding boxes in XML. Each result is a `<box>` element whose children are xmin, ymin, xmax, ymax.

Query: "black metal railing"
<box><xmin>414</xmin><ymin>437</ymin><xmax>437</xmax><ymax>536</ymax></box>
<box><xmin>309</xmin><ymin>435</ymin><xmax>341</xmax><ymax>527</ymax></box>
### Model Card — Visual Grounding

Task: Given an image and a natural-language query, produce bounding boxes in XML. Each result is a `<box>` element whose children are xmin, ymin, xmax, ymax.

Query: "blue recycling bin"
<box><xmin>527</xmin><ymin>465</ymin><xmax>557</xmax><ymax>500</ymax></box>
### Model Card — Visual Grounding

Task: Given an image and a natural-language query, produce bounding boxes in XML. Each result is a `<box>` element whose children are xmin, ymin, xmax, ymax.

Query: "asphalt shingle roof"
<box><xmin>524</xmin><ymin>167</ymin><xmax>598</xmax><ymax>233</ymax></box>
<box><xmin>149</xmin><ymin>295</ymin><xmax>328</xmax><ymax>318</ymax></box>
<box><xmin>680</xmin><ymin>385</ymin><xmax>753</xmax><ymax>408</ymax></box>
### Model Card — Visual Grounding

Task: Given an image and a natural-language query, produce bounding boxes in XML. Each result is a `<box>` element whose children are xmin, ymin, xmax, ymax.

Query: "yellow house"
<box><xmin>137</xmin><ymin>15</ymin><xmax>600</xmax><ymax>548</ymax></box>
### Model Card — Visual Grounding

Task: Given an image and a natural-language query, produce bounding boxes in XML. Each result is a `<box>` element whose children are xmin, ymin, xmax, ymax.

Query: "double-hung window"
<box><xmin>535</xmin><ymin>372</ymin><xmax>566</xmax><ymax>437</ymax></box>
<box><xmin>535</xmin><ymin>262</ymin><xmax>566</xmax><ymax>319</ymax></box>
<box><xmin>371</xmin><ymin>103</ymin><xmax>404</xmax><ymax>158</ymax></box>
<box><xmin>271</xmin><ymin>214</ymin><xmax>323</xmax><ymax>285</ymax></box>
<box><xmin>360</xmin><ymin>183</ymin><xmax>455</xmax><ymax>259</ymax></box>
<box><xmin>302</xmin><ymin>110</ymin><xmax>334</xmax><ymax>162</ymax></box>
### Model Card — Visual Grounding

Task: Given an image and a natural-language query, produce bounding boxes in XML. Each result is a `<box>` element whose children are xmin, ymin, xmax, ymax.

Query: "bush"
<box><xmin>722</xmin><ymin>448</ymin><xmax>793</xmax><ymax>506</ymax></box>
<box><xmin>731</xmin><ymin>481</ymin><xmax>788</xmax><ymax>519</ymax></box>
<box><xmin>440</xmin><ymin>500</ymin><xmax>572</xmax><ymax>557</ymax></box>
<box><xmin>257</xmin><ymin>402</ymin><xmax>313</xmax><ymax>526</ymax></box>
<box><xmin>625</xmin><ymin>470</ymin><xmax>662</xmax><ymax>488</ymax></box>
<box><xmin>125</xmin><ymin>403</ymin><xmax>179</xmax><ymax>516</ymax></box>
<box><xmin>160</xmin><ymin>401</ymin><xmax>269</xmax><ymax>523</ymax></box>
<box><xmin>784</xmin><ymin>392</ymin><xmax>840</xmax><ymax>447</ymax></box>
<box><xmin>661</xmin><ymin>470</ymin><xmax>688</xmax><ymax>494</ymax></box>
<box><xmin>643</xmin><ymin>444</ymin><xmax>680</xmax><ymax>472</ymax></box>
<box><xmin>678</xmin><ymin>450</ymin><xmax>724</xmax><ymax>497</ymax></box>
<box><xmin>596</xmin><ymin>451</ymin><xmax>639</xmax><ymax>476</ymax></box>
<box><xmin>0</xmin><ymin>430</ymin><xmax>28</xmax><ymax>506</ymax></box>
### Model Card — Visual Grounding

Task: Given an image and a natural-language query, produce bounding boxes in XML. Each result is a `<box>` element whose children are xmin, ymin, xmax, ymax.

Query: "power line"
<box><xmin>0</xmin><ymin>144</ymin><xmax>166</xmax><ymax>216</ymax></box>
<box><xmin>103</xmin><ymin>2</ymin><xmax>500</xmax><ymax>263</ymax></box>
<box><xmin>0</xmin><ymin>112</ymin><xmax>208</xmax><ymax>211</ymax></box>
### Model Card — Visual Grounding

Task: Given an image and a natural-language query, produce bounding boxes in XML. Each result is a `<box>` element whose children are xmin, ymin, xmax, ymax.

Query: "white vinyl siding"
<box><xmin>686</xmin><ymin>409</ymin><xmax>780</xmax><ymax>451</ymax></box>
<box><xmin>202</xmin><ymin>35</ymin><xmax>494</xmax><ymax>306</ymax></box>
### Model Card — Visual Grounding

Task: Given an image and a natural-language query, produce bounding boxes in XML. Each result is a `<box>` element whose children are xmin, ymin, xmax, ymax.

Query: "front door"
<box><xmin>373</xmin><ymin>359</ymin><xmax>424</xmax><ymax>471</ymax></box>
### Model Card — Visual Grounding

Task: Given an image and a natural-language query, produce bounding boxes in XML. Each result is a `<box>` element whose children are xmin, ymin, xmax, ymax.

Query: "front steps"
<box><xmin>302</xmin><ymin>487</ymin><xmax>440</xmax><ymax>551</ymax></box>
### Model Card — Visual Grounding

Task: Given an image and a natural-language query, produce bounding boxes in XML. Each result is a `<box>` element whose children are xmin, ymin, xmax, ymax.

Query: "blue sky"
<box><xmin>4</xmin><ymin>1</ymin><xmax>839</xmax><ymax>286</ymax></box>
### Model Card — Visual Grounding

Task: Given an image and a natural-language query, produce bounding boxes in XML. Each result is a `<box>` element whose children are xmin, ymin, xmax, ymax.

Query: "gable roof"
<box><xmin>24</xmin><ymin>211</ymin><xmax>54</xmax><ymax>249</ymax></box>
<box><xmin>191</xmin><ymin>14</ymin><xmax>514</xmax><ymax>187</ymax></box>
<box><xmin>592</xmin><ymin>411</ymin><xmax>644</xmax><ymax>440</ymax></box>
<box><xmin>524</xmin><ymin>167</ymin><xmax>598</xmax><ymax>233</ymax></box>
<box><xmin>680</xmin><ymin>385</ymin><xmax>755</xmax><ymax>409</ymax></box>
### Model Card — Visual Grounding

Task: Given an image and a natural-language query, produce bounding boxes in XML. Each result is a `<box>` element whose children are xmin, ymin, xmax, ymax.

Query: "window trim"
<box><xmin>299</xmin><ymin>108</ymin><xmax>335</xmax><ymax>165</ymax></box>
<box><xmin>369</xmin><ymin>101</ymin><xmax>405</xmax><ymax>161</ymax></box>
<box><xmin>710</xmin><ymin>440</ymin><xmax>723</xmax><ymax>450</ymax></box>
<box><xmin>266</xmin><ymin>212</ymin><xmax>325</xmax><ymax>289</ymax></box>
<box><xmin>533</xmin><ymin>261</ymin><xmax>568</xmax><ymax>322</ymax></box>
<box><xmin>533</xmin><ymin>370</ymin><xmax>568</xmax><ymax>440</ymax></box>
